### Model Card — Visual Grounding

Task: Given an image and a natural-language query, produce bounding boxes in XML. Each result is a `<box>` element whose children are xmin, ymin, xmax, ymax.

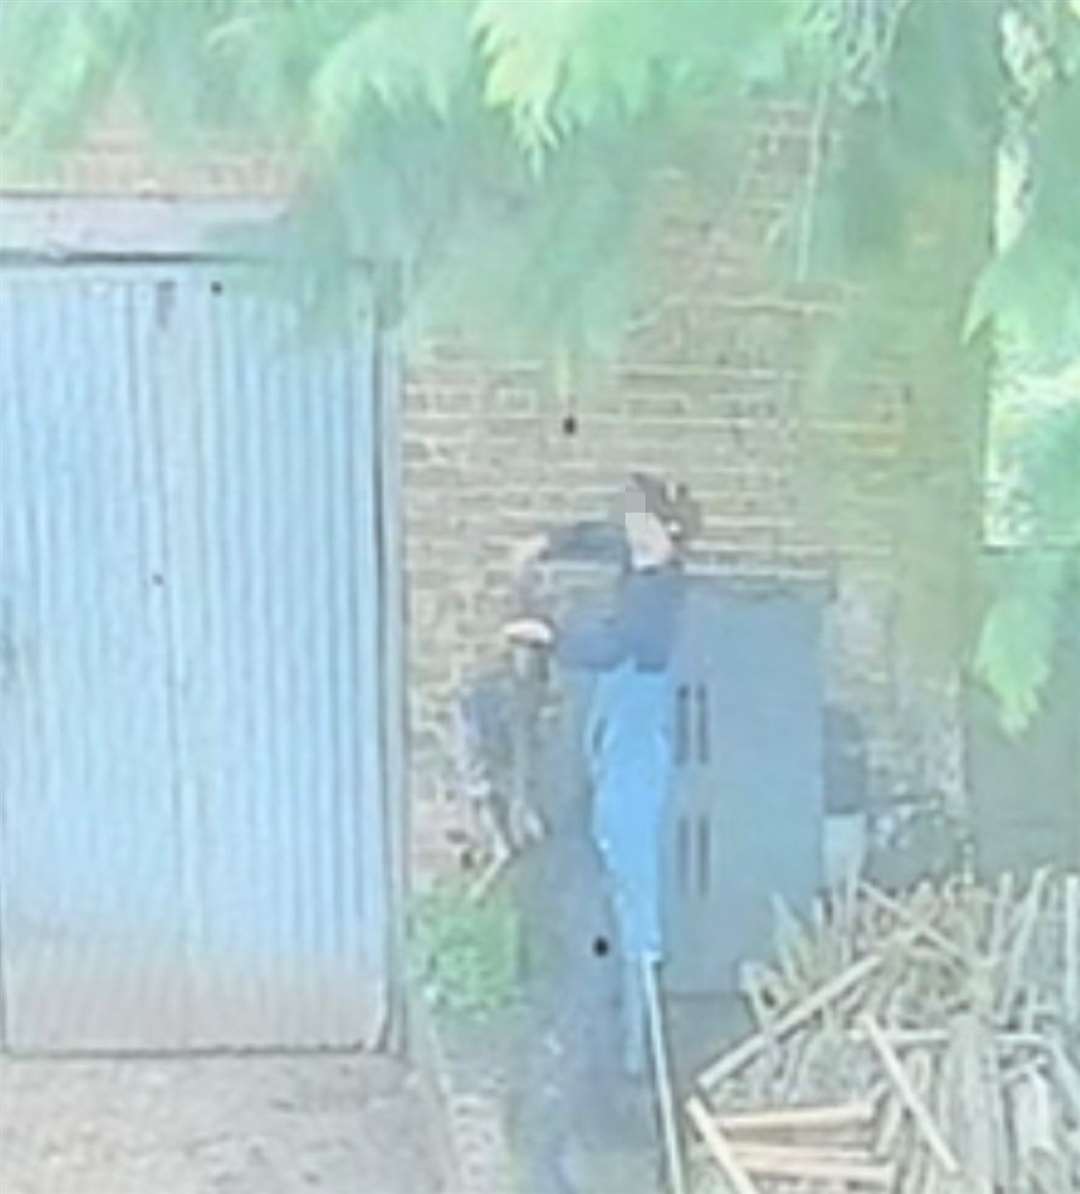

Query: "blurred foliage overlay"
<box><xmin>1</xmin><ymin>0</ymin><xmax>1077</xmax><ymax>735</ymax></box>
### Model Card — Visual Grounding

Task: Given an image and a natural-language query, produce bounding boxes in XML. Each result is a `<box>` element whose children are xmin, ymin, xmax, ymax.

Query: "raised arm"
<box><xmin>554</xmin><ymin>604</ymin><xmax>629</xmax><ymax>671</ymax></box>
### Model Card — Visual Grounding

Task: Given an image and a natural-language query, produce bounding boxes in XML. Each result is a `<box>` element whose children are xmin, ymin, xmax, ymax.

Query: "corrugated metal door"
<box><xmin>157</xmin><ymin>271</ymin><xmax>387</xmax><ymax>1048</ymax></box>
<box><xmin>0</xmin><ymin>266</ymin><xmax>391</xmax><ymax>1052</ymax></box>
<box><xmin>0</xmin><ymin>272</ymin><xmax>188</xmax><ymax>1050</ymax></box>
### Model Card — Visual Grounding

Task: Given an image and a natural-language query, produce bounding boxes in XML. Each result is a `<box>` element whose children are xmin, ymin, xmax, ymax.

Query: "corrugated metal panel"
<box><xmin>0</xmin><ymin>272</ymin><xmax>187</xmax><ymax>1050</ymax></box>
<box><xmin>158</xmin><ymin>271</ymin><xmax>386</xmax><ymax>1049</ymax></box>
<box><xmin>0</xmin><ymin>265</ymin><xmax>390</xmax><ymax>1052</ymax></box>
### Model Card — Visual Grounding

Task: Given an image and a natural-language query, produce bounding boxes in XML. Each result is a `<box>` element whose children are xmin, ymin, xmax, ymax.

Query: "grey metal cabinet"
<box><xmin>542</xmin><ymin>562</ymin><xmax>826</xmax><ymax>997</ymax></box>
<box><xmin>662</xmin><ymin>580</ymin><xmax>825</xmax><ymax>994</ymax></box>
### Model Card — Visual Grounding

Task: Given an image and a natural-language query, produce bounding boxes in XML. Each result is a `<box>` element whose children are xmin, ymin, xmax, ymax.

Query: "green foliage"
<box><xmin>409</xmin><ymin>877</ymin><xmax>521</xmax><ymax>1016</ymax></box>
<box><xmin>976</xmin><ymin>396</ymin><xmax>1080</xmax><ymax>730</ymax></box>
<box><xmin>1018</xmin><ymin>398</ymin><xmax>1080</xmax><ymax>541</ymax></box>
<box><xmin>967</xmin><ymin>14</ymin><xmax>1080</xmax><ymax>367</ymax></box>
<box><xmin>975</xmin><ymin>550</ymin><xmax>1068</xmax><ymax>733</ymax></box>
<box><xmin>966</xmin><ymin>0</ymin><xmax>1080</xmax><ymax>729</ymax></box>
<box><xmin>472</xmin><ymin>0</ymin><xmax>800</xmax><ymax>163</ymax></box>
<box><xmin>2</xmin><ymin>0</ymin><xmax>1079</xmax><ymax>732</ymax></box>
<box><xmin>805</xmin><ymin>0</ymin><xmax>1001</xmax><ymax>278</ymax></box>
<box><xmin>967</xmin><ymin>227</ymin><xmax>1080</xmax><ymax>374</ymax></box>
<box><xmin>792</xmin><ymin>3</ymin><xmax>1000</xmax><ymax>692</ymax></box>
<box><xmin>2</xmin><ymin>0</ymin><xmax>1078</xmax><ymax>358</ymax></box>
<box><xmin>0</xmin><ymin>0</ymin><xmax>786</xmax><ymax>347</ymax></box>
<box><xmin>0</xmin><ymin>0</ymin><xmax>132</xmax><ymax>154</ymax></box>
<box><xmin>793</xmin><ymin>0</ymin><xmax>1080</xmax><ymax>735</ymax></box>
<box><xmin>309</xmin><ymin>1</ymin><xmax>474</xmax><ymax>137</ymax></box>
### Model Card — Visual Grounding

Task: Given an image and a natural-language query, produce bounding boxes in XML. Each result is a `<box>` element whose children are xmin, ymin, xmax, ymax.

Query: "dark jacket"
<box><xmin>539</xmin><ymin>521</ymin><xmax>685</xmax><ymax>674</ymax></box>
<box><xmin>555</xmin><ymin>565</ymin><xmax>684</xmax><ymax>674</ymax></box>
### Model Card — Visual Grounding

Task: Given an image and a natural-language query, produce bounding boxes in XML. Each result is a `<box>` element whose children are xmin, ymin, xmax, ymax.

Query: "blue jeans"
<box><xmin>594</xmin><ymin>813</ymin><xmax>663</xmax><ymax>1076</ymax></box>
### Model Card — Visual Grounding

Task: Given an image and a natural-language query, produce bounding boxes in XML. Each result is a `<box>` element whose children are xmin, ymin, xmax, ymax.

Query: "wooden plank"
<box><xmin>696</xmin><ymin>915</ymin><xmax>970</xmax><ymax>1092</ymax></box>
<box><xmin>899</xmin><ymin>1052</ymin><xmax>936</xmax><ymax>1194</ymax></box>
<box><xmin>876</xmin><ymin>1096</ymin><xmax>906</xmax><ymax>1164</ymax></box>
<box><xmin>859</xmin><ymin>881</ymin><xmax>968</xmax><ymax>964</ymax></box>
<box><xmin>697</xmin><ymin>952</ymin><xmax>886</xmax><ymax>1090</ymax></box>
<box><xmin>715</xmin><ymin>1100</ymin><xmax>876</xmax><ymax>1137</ymax></box>
<box><xmin>1049</xmin><ymin>1039</ymin><xmax>1080</xmax><ymax>1126</ymax></box>
<box><xmin>999</xmin><ymin>867</ymin><xmax>1050</xmax><ymax>1020</ymax></box>
<box><xmin>1010</xmin><ymin>1070</ymin><xmax>1058</xmax><ymax>1173</ymax></box>
<box><xmin>859</xmin><ymin>1015</ymin><xmax>961</xmax><ymax>1176</ymax></box>
<box><xmin>1065</xmin><ymin>875</ymin><xmax>1079</xmax><ymax>1027</ymax></box>
<box><xmin>729</xmin><ymin>1145</ymin><xmax>894</xmax><ymax>1188</ymax></box>
<box><xmin>685</xmin><ymin>1097</ymin><xmax>762</xmax><ymax>1194</ymax></box>
<box><xmin>942</xmin><ymin>1012</ymin><xmax>999</xmax><ymax>1192</ymax></box>
<box><xmin>989</xmin><ymin>872</ymin><xmax>1015</xmax><ymax>961</ymax></box>
<box><xmin>849</xmin><ymin>1028</ymin><xmax>1049</xmax><ymax>1051</ymax></box>
<box><xmin>875</xmin><ymin>1058</ymin><xmax>919</xmax><ymax>1159</ymax></box>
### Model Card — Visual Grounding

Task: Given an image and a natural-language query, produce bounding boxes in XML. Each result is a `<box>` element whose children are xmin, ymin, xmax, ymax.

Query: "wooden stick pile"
<box><xmin>686</xmin><ymin>870</ymin><xmax>1080</xmax><ymax>1193</ymax></box>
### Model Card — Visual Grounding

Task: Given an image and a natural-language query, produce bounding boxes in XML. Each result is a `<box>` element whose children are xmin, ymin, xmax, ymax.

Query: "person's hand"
<box><xmin>502</xmin><ymin>617</ymin><xmax>554</xmax><ymax>648</ymax></box>
<box><xmin>508</xmin><ymin>533</ymin><xmax>549</xmax><ymax>574</ymax></box>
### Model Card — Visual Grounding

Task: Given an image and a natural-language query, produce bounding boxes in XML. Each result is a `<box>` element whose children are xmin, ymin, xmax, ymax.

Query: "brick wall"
<box><xmin>0</xmin><ymin>97</ymin><xmax>296</xmax><ymax>197</ymax></box>
<box><xmin>402</xmin><ymin>111</ymin><xmax>916</xmax><ymax>879</ymax></box>
<box><xmin>0</xmin><ymin>101</ymin><xmax>922</xmax><ymax>877</ymax></box>
<box><xmin>403</xmin><ymin>367</ymin><xmax>911</xmax><ymax>877</ymax></box>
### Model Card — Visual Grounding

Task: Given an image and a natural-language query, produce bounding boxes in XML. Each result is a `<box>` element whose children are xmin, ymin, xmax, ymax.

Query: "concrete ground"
<box><xmin>0</xmin><ymin>1051</ymin><xmax>446</xmax><ymax>1194</ymax></box>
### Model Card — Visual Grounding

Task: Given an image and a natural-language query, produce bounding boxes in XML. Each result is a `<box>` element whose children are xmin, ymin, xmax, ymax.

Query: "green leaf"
<box><xmin>408</xmin><ymin>877</ymin><xmax>521</xmax><ymax>1013</ymax></box>
<box><xmin>0</xmin><ymin>0</ymin><xmax>129</xmax><ymax>153</ymax></box>
<box><xmin>969</xmin><ymin>65</ymin><xmax>1080</xmax><ymax>365</ymax></box>
<box><xmin>966</xmin><ymin>229</ymin><xmax>1080</xmax><ymax>368</ymax></box>
<box><xmin>473</xmin><ymin>0</ymin><xmax>802</xmax><ymax>163</ymax></box>
<box><xmin>471</xmin><ymin>0</ymin><xmax>580</xmax><ymax>158</ymax></box>
<box><xmin>310</xmin><ymin>0</ymin><xmax>474</xmax><ymax>149</ymax></box>
<box><xmin>975</xmin><ymin>549</ymin><xmax>1071</xmax><ymax>734</ymax></box>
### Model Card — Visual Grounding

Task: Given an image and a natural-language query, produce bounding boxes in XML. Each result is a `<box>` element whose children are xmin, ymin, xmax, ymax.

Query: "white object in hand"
<box><xmin>503</xmin><ymin>617</ymin><xmax>554</xmax><ymax>647</ymax></box>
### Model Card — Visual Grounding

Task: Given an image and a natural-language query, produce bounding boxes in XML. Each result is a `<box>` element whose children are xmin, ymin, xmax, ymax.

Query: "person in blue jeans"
<box><xmin>505</xmin><ymin>473</ymin><xmax>692</xmax><ymax>1078</ymax></box>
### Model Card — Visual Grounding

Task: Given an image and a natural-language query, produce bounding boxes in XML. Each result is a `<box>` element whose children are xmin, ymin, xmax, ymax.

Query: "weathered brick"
<box><xmin>395</xmin><ymin>113</ymin><xmax>914</xmax><ymax>880</ymax></box>
<box><xmin>406</xmin><ymin>413</ymin><xmax>473</xmax><ymax>439</ymax></box>
<box><xmin>482</xmin><ymin>416</ymin><xmax>543</xmax><ymax>441</ymax></box>
<box><xmin>404</xmin><ymin>464</ymin><xmax>467</xmax><ymax>490</ymax></box>
<box><xmin>625</xmin><ymin>394</ymin><xmax>695</xmax><ymax>418</ymax></box>
<box><xmin>430</xmin><ymin>390</ymin><xmax>480</xmax><ymax>415</ymax></box>
<box><xmin>486</xmin><ymin>388</ymin><xmax>541</xmax><ymax>416</ymax></box>
<box><xmin>404</xmin><ymin>389</ymin><xmax>434</xmax><ymax>414</ymax></box>
<box><xmin>403</xmin><ymin>439</ymin><xmax>432</xmax><ymax>465</ymax></box>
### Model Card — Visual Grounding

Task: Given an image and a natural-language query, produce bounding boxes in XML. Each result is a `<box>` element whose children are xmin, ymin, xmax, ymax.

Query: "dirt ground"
<box><xmin>0</xmin><ymin>1051</ymin><xmax>446</xmax><ymax>1194</ymax></box>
